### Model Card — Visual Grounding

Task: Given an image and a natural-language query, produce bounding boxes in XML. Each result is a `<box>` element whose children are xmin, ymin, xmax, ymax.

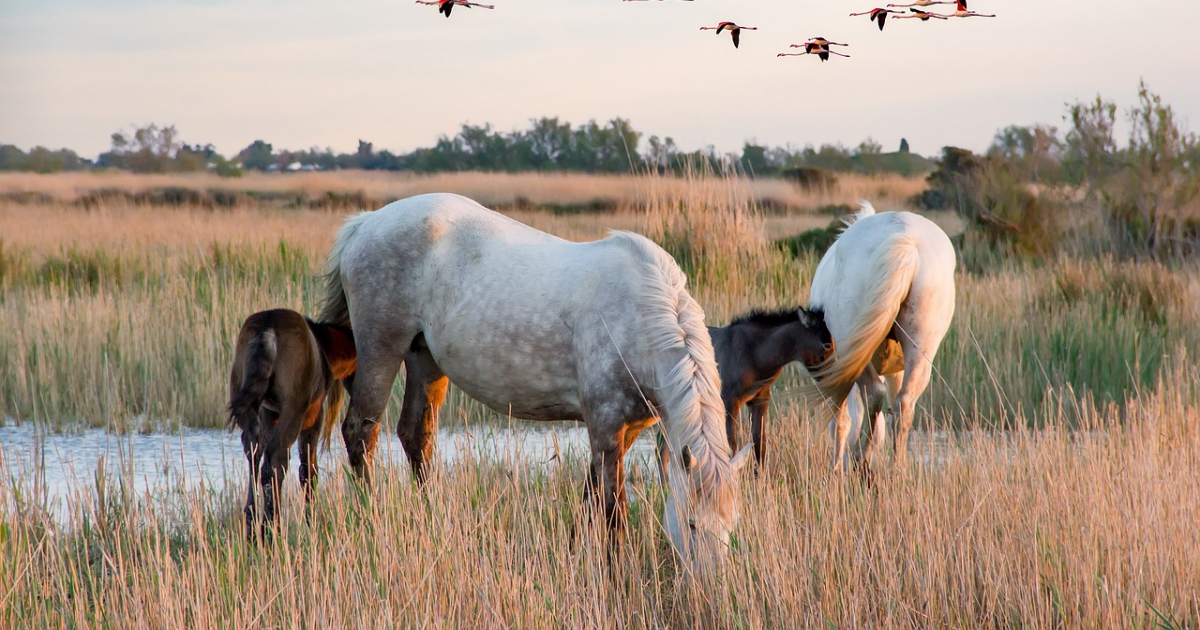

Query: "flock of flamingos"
<box><xmin>415</xmin><ymin>0</ymin><xmax>996</xmax><ymax>59</ymax></box>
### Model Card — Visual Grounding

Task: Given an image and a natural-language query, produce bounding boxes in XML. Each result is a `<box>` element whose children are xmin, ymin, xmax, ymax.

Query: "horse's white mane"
<box><xmin>606</xmin><ymin>231</ymin><xmax>736</xmax><ymax>507</ymax></box>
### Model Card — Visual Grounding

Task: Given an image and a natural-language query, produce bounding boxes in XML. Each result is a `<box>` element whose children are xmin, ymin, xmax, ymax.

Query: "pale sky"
<box><xmin>2</xmin><ymin>0</ymin><xmax>1197</xmax><ymax>160</ymax></box>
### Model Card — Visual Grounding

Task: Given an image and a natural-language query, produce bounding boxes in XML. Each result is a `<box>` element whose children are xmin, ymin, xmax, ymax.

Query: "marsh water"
<box><xmin>0</xmin><ymin>420</ymin><xmax>661</xmax><ymax>521</ymax></box>
<box><xmin>1</xmin><ymin>418</ymin><xmax>995</xmax><ymax>524</ymax></box>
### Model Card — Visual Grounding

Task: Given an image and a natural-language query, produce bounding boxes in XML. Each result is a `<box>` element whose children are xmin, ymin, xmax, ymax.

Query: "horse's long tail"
<box><xmin>809</xmin><ymin>232</ymin><xmax>919</xmax><ymax>405</ymax></box>
<box><xmin>228</xmin><ymin>330</ymin><xmax>277</xmax><ymax>431</ymax></box>
<box><xmin>318</xmin><ymin>212</ymin><xmax>370</xmax><ymax>327</ymax></box>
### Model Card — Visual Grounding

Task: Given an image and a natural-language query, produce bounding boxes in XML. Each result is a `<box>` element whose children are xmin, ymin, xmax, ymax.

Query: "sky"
<box><xmin>1</xmin><ymin>0</ymin><xmax>1197</xmax><ymax>160</ymax></box>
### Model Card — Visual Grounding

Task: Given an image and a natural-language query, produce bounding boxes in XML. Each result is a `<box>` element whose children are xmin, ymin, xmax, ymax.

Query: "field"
<box><xmin>1</xmin><ymin>170</ymin><xmax>1198</xmax><ymax>627</ymax></box>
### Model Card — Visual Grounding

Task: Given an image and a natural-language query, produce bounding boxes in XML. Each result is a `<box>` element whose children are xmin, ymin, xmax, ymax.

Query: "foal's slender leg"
<box><xmin>747</xmin><ymin>387</ymin><xmax>773</xmax><ymax>470</ymax></box>
<box><xmin>261</xmin><ymin>399</ymin><xmax>317</xmax><ymax>535</ymax></box>
<box><xmin>397</xmin><ymin>343</ymin><xmax>448</xmax><ymax>485</ymax></box>
<box><xmin>723</xmin><ymin>392</ymin><xmax>742</xmax><ymax>456</ymax></box>
<box><xmin>240</xmin><ymin>413</ymin><xmax>266</xmax><ymax>540</ymax></box>
<box><xmin>297</xmin><ymin>406</ymin><xmax>323</xmax><ymax>520</ymax></box>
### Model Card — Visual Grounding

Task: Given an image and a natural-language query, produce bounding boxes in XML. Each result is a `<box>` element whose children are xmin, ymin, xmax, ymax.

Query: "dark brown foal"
<box><xmin>228</xmin><ymin>308</ymin><xmax>356</xmax><ymax>540</ymax></box>
<box><xmin>708</xmin><ymin>306</ymin><xmax>833</xmax><ymax>468</ymax></box>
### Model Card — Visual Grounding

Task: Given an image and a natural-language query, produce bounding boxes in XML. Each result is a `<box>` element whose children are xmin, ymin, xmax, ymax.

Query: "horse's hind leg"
<box><xmin>297</xmin><ymin>408</ymin><xmax>323</xmax><ymax>522</ymax></box>
<box><xmin>852</xmin><ymin>367</ymin><xmax>889</xmax><ymax>477</ymax></box>
<box><xmin>261</xmin><ymin>399</ymin><xmax>316</xmax><ymax>536</ymax></box>
<box><xmin>240</xmin><ymin>412</ymin><xmax>267</xmax><ymax>540</ymax></box>
<box><xmin>891</xmin><ymin>328</ymin><xmax>947</xmax><ymax>470</ymax></box>
<box><xmin>397</xmin><ymin>340</ymin><xmax>448</xmax><ymax>485</ymax></box>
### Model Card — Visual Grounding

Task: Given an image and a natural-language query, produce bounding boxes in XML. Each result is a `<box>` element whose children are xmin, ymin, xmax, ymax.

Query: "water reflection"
<box><xmin>0</xmin><ymin>421</ymin><xmax>659</xmax><ymax>521</ymax></box>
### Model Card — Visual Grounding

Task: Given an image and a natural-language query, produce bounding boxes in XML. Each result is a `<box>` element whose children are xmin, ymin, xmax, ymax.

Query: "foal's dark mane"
<box><xmin>728</xmin><ymin>306</ymin><xmax>825</xmax><ymax>328</ymax></box>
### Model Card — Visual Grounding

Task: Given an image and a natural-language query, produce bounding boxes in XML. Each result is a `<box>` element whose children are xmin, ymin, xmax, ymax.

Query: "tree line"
<box><xmin>0</xmin><ymin>117</ymin><xmax>930</xmax><ymax>178</ymax></box>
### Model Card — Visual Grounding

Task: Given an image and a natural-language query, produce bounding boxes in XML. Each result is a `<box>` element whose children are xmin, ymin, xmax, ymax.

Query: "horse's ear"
<box><xmin>680</xmin><ymin>445</ymin><xmax>694</xmax><ymax>473</ymax></box>
<box><xmin>797</xmin><ymin>308</ymin><xmax>815</xmax><ymax>328</ymax></box>
<box><xmin>731</xmin><ymin>445</ymin><xmax>754</xmax><ymax>474</ymax></box>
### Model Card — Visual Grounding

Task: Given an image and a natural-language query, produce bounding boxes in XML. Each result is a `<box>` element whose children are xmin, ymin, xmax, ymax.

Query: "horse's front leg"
<box><xmin>583</xmin><ymin>433</ymin><xmax>628</xmax><ymax>548</ymax></box>
<box><xmin>747</xmin><ymin>388</ymin><xmax>771</xmax><ymax>471</ymax></box>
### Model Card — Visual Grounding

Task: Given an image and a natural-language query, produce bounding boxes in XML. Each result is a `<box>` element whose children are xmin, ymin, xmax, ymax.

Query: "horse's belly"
<box><xmin>425</xmin><ymin>315</ymin><xmax>584</xmax><ymax>422</ymax></box>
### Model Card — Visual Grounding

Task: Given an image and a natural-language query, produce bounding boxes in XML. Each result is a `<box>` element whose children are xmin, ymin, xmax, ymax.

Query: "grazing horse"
<box><xmin>807</xmin><ymin>202</ymin><xmax>956</xmax><ymax>472</ymax></box>
<box><xmin>707</xmin><ymin>307</ymin><xmax>833</xmax><ymax>467</ymax></box>
<box><xmin>317</xmin><ymin>193</ymin><xmax>751</xmax><ymax>566</ymax></box>
<box><xmin>228</xmin><ymin>309</ymin><xmax>356</xmax><ymax>539</ymax></box>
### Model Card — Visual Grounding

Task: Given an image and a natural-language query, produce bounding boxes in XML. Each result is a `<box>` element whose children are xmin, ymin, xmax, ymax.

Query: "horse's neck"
<box><xmin>749</xmin><ymin>323</ymin><xmax>802</xmax><ymax>376</ymax></box>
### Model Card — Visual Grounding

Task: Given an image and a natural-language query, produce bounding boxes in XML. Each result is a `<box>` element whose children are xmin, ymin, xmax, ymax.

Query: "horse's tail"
<box><xmin>322</xmin><ymin>379</ymin><xmax>345</xmax><ymax>451</ymax></box>
<box><xmin>810</xmin><ymin>232</ymin><xmax>919</xmax><ymax>404</ymax></box>
<box><xmin>318</xmin><ymin>212</ymin><xmax>370</xmax><ymax>327</ymax></box>
<box><xmin>228</xmin><ymin>329</ymin><xmax>277</xmax><ymax>431</ymax></box>
<box><xmin>843</xmin><ymin>199</ymin><xmax>876</xmax><ymax>227</ymax></box>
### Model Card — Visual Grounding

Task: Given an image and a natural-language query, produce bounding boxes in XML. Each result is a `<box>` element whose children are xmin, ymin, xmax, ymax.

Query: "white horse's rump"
<box><xmin>807</xmin><ymin>204</ymin><xmax>956</xmax><ymax>471</ymax></box>
<box><xmin>320</xmin><ymin>193</ymin><xmax>749</xmax><ymax>566</ymax></box>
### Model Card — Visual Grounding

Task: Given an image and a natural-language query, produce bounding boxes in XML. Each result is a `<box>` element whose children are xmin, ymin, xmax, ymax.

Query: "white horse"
<box><xmin>808</xmin><ymin>202</ymin><xmax>956</xmax><ymax>472</ymax></box>
<box><xmin>318</xmin><ymin>193</ymin><xmax>751</xmax><ymax>565</ymax></box>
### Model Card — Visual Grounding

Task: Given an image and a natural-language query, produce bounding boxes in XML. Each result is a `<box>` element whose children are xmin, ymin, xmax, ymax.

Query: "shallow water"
<box><xmin>0</xmin><ymin>420</ymin><xmax>659</xmax><ymax>522</ymax></box>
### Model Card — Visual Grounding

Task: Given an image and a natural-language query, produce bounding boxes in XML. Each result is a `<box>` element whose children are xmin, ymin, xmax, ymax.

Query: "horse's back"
<box><xmin>335</xmin><ymin>193</ymin><xmax>681</xmax><ymax>421</ymax></box>
<box><xmin>810</xmin><ymin>211</ymin><xmax>954</xmax><ymax>307</ymax></box>
<box><xmin>231</xmin><ymin>309</ymin><xmax>324</xmax><ymax>409</ymax></box>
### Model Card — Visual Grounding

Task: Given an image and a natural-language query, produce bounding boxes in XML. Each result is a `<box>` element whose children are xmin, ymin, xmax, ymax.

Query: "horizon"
<box><xmin>3</xmin><ymin>0</ymin><xmax>1198</xmax><ymax>160</ymax></box>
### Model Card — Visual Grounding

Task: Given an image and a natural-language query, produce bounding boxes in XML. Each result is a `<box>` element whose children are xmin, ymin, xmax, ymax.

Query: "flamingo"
<box><xmin>849</xmin><ymin>8</ymin><xmax>903</xmax><ymax>31</ymax></box>
<box><xmin>940</xmin><ymin>0</ymin><xmax>995</xmax><ymax>17</ymax></box>
<box><xmin>886</xmin><ymin>0</ymin><xmax>952</xmax><ymax>6</ymax></box>
<box><xmin>416</xmin><ymin>0</ymin><xmax>494</xmax><ymax>18</ymax></box>
<box><xmin>778</xmin><ymin>47</ymin><xmax>851</xmax><ymax>62</ymax></box>
<box><xmin>893</xmin><ymin>8</ymin><xmax>948</xmax><ymax>20</ymax></box>
<box><xmin>784</xmin><ymin>38</ymin><xmax>851</xmax><ymax>61</ymax></box>
<box><xmin>700</xmin><ymin>22</ymin><xmax>758</xmax><ymax>48</ymax></box>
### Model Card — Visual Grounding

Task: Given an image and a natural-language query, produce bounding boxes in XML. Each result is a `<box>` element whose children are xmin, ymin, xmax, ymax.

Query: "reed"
<box><xmin>1</xmin><ymin>365</ymin><xmax>1196</xmax><ymax>627</ymax></box>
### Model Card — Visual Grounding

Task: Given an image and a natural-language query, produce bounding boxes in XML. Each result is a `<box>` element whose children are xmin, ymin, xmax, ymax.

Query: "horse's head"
<box><xmin>661</xmin><ymin>442</ymin><xmax>753</xmax><ymax>572</ymax></box>
<box><xmin>796</xmin><ymin>307</ymin><xmax>834</xmax><ymax>371</ymax></box>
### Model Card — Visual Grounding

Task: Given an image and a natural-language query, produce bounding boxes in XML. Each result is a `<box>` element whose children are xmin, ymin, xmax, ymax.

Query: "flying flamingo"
<box><xmin>779</xmin><ymin>46</ymin><xmax>851</xmax><ymax>62</ymax></box>
<box><xmin>700</xmin><ymin>22</ymin><xmax>758</xmax><ymax>49</ymax></box>
<box><xmin>416</xmin><ymin>0</ymin><xmax>494</xmax><ymax>18</ymax></box>
<box><xmin>849</xmin><ymin>8</ymin><xmax>903</xmax><ymax>31</ymax></box>
<box><xmin>784</xmin><ymin>38</ymin><xmax>851</xmax><ymax>61</ymax></box>
<box><xmin>886</xmin><ymin>0</ymin><xmax>952</xmax><ymax>6</ymax></box>
<box><xmin>893</xmin><ymin>8</ymin><xmax>948</xmax><ymax>20</ymax></box>
<box><xmin>940</xmin><ymin>0</ymin><xmax>995</xmax><ymax>17</ymax></box>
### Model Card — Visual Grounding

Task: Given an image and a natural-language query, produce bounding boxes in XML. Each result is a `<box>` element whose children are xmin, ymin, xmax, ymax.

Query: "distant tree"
<box><xmin>0</xmin><ymin>145</ymin><xmax>27</xmax><ymax>171</ymax></box>
<box><xmin>237</xmin><ymin>140</ymin><xmax>276</xmax><ymax>171</ymax></box>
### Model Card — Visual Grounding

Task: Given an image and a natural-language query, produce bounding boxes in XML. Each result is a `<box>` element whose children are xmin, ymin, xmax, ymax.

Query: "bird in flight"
<box><xmin>416</xmin><ymin>0</ymin><xmax>494</xmax><ymax>18</ymax></box>
<box><xmin>849</xmin><ymin>8</ymin><xmax>903</xmax><ymax>31</ymax></box>
<box><xmin>785</xmin><ymin>37</ymin><xmax>850</xmax><ymax>61</ymax></box>
<box><xmin>700</xmin><ymin>22</ymin><xmax>758</xmax><ymax>48</ymax></box>
<box><xmin>885</xmin><ymin>0</ymin><xmax>953</xmax><ymax>7</ymax></box>
<box><xmin>893</xmin><ymin>8</ymin><xmax>948</xmax><ymax>20</ymax></box>
<box><xmin>941</xmin><ymin>0</ymin><xmax>995</xmax><ymax>17</ymax></box>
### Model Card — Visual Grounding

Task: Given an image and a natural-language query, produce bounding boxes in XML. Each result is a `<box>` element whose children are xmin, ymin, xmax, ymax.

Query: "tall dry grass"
<box><xmin>1</xmin><ymin>171</ymin><xmax>1198</xmax><ymax>627</ymax></box>
<box><xmin>1</xmin><ymin>367</ymin><xmax>1196</xmax><ymax>627</ymax></box>
<box><xmin>0</xmin><ymin>169</ymin><xmax>926</xmax><ymax>212</ymax></box>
